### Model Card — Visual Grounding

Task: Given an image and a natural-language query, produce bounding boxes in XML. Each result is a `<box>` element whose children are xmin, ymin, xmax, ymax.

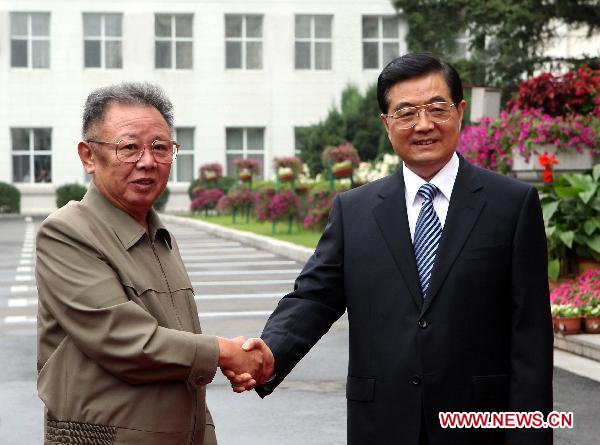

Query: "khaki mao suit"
<box><xmin>36</xmin><ymin>183</ymin><xmax>219</xmax><ymax>445</ymax></box>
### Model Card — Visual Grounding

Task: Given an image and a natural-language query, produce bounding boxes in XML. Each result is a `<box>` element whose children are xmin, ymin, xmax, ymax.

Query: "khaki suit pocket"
<box><xmin>472</xmin><ymin>374</ymin><xmax>509</xmax><ymax>401</ymax></box>
<box><xmin>346</xmin><ymin>376</ymin><xmax>375</xmax><ymax>402</ymax></box>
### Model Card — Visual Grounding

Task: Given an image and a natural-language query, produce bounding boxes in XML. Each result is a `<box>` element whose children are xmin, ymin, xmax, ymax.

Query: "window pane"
<box><xmin>226</xmin><ymin>129</ymin><xmax>243</xmax><ymax>151</ymax></box>
<box><xmin>176</xmin><ymin>41</ymin><xmax>193</xmax><ymax>69</ymax></box>
<box><xmin>83</xmin><ymin>13</ymin><xmax>101</xmax><ymax>37</ymax></box>
<box><xmin>176</xmin><ymin>128</ymin><xmax>194</xmax><ymax>151</ymax></box>
<box><xmin>175</xmin><ymin>15</ymin><xmax>193</xmax><ymax>37</ymax></box>
<box><xmin>32</xmin><ymin>41</ymin><xmax>50</xmax><ymax>68</ymax></box>
<box><xmin>34</xmin><ymin>155</ymin><xmax>52</xmax><ymax>183</ymax></box>
<box><xmin>155</xmin><ymin>41</ymin><xmax>171</xmax><ymax>68</ymax></box>
<box><xmin>11</xmin><ymin>13</ymin><xmax>28</xmax><ymax>36</ymax></box>
<box><xmin>249</xmin><ymin>155</ymin><xmax>264</xmax><ymax>179</ymax></box>
<box><xmin>11</xmin><ymin>129</ymin><xmax>30</xmax><ymax>151</ymax></box>
<box><xmin>176</xmin><ymin>154</ymin><xmax>194</xmax><ymax>182</ymax></box>
<box><xmin>225</xmin><ymin>42</ymin><xmax>242</xmax><ymax>69</ymax></box>
<box><xmin>84</xmin><ymin>40</ymin><xmax>101</xmax><ymax>67</ymax></box>
<box><xmin>225</xmin><ymin>15</ymin><xmax>242</xmax><ymax>38</ymax></box>
<box><xmin>246</xmin><ymin>129</ymin><xmax>264</xmax><ymax>151</ymax></box>
<box><xmin>315</xmin><ymin>42</ymin><xmax>331</xmax><ymax>70</ymax></box>
<box><xmin>382</xmin><ymin>42</ymin><xmax>399</xmax><ymax>66</ymax></box>
<box><xmin>362</xmin><ymin>16</ymin><xmax>378</xmax><ymax>38</ymax></box>
<box><xmin>295</xmin><ymin>42</ymin><xmax>310</xmax><ymax>69</ymax></box>
<box><xmin>295</xmin><ymin>15</ymin><xmax>310</xmax><ymax>38</ymax></box>
<box><xmin>11</xmin><ymin>40</ymin><xmax>28</xmax><ymax>67</ymax></box>
<box><xmin>226</xmin><ymin>153</ymin><xmax>242</xmax><ymax>177</ymax></box>
<box><xmin>315</xmin><ymin>16</ymin><xmax>331</xmax><ymax>38</ymax></box>
<box><xmin>246</xmin><ymin>15</ymin><xmax>262</xmax><ymax>38</ymax></box>
<box><xmin>246</xmin><ymin>42</ymin><xmax>262</xmax><ymax>69</ymax></box>
<box><xmin>155</xmin><ymin>14</ymin><xmax>171</xmax><ymax>37</ymax></box>
<box><xmin>105</xmin><ymin>14</ymin><xmax>122</xmax><ymax>37</ymax></box>
<box><xmin>363</xmin><ymin>42</ymin><xmax>378</xmax><ymax>69</ymax></box>
<box><xmin>31</xmin><ymin>13</ymin><xmax>50</xmax><ymax>36</ymax></box>
<box><xmin>105</xmin><ymin>41</ymin><xmax>122</xmax><ymax>68</ymax></box>
<box><xmin>13</xmin><ymin>155</ymin><xmax>31</xmax><ymax>182</ymax></box>
<box><xmin>382</xmin><ymin>17</ymin><xmax>399</xmax><ymax>38</ymax></box>
<box><xmin>34</xmin><ymin>129</ymin><xmax>52</xmax><ymax>150</ymax></box>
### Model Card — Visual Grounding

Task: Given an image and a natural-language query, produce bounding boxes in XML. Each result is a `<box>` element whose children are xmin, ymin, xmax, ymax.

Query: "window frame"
<box><xmin>169</xmin><ymin>127</ymin><xmax>195</xmax><ymax>183</ymax></box>
<box><xmin>224</xmin><ymin>14</ymin><xmax>263</xmax><ymax>70</ymax></box>
<box><xmin>294</xmin><ymin>14</ymin><xmax>333</xmax><ymax>70</ymax></box>
<box><xmin>10</xmin><ymin>12</ymin><xmax>51</xmax><ymax>69</ymax></box>
<box><xmin>11</xmin><ymin>127</ymin><xmax>52</xmax><ymax>184</ymax></box>
<box><xmin>154</xmin><ymin>13</ymin><xmax>194</xmax><ymax>70</ymax></box>
<box><xmin>225</xmin><ymin>127</ymin><xmax>265</xmax><ymax>178</ymax></box>
<box><xmin>362</xmin><ymin>15</ymin><xmax>402</xmax><ymax>70</ymax></box>
<box><xmin>83</xmin><ymin>13</ymin><xmax>123</xmax><ymax>69</ymax></box>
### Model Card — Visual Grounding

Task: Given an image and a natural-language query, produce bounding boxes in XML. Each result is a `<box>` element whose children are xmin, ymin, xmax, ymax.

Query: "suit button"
<box><xmin>196</xmin><ymin>375</ymin><xmax>204</xmax><ymax>385</ymax></box>
<box><xmin>411</xmin><ymin>375</ymin><xmax>422</xmax><ymax>386</ymax></box>
<box><xmin>418</xmin><ymin>319</ymin><xmax>428</xmax><ymax>329</ymax></box>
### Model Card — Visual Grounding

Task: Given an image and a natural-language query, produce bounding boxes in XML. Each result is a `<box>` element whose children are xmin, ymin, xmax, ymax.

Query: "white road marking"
<box><xmin>19</xmin><ymin>260</ymin><xmax>32</xmax><ymax>265</ymax></box>
<box><xmin>196</xmin><ymin>293</ymin><xmax>280</xmax><ymax>300</ymax></box>
<box><xmin>4</xmin><ymin>316</ymin><xmax>36</xmax><ymax>324</ymax></box>
<box><xmin>198</xmin><ymin>311</ymin><xmax>272</xmax><ymax>319</ymax></box>
<box><xmin>25</xmin><ymin>216</ymin><xmax>32</xmax><ymax>222</ymax></box>
<box><xmin>188</xmin><ymin>269</ymin><xmax>300</xmax><ymax>276</ymax></box>
<box><xmin>181</xmin><ymin>253</ymin><xmax>276</xmax><ymax>261</ymax></box>
<box><xmin>15</xmin><ymin>275</ymin><xmax>32</xmax><ymax>281</ymax></box>
<box><xmin>192</xmin><ymin>279</ymin><xmax>294</xmax><ymax>286</ymax></box>
<box><xmin>10</xmin><ymin>285</ymin><xmax>34</xmax><ymax>293</ymax></box>
<box><xmin>9</xmin><ymin>298</ymin><xmax>35</xmax><ymax>307</ymax></box>
<box><xmin>17</xmin><ymin>266</ymin><xmax>32</xmax><ymax>273</ymax></box>
<box><xmin>187</xmin><ymin>260</ymin><xmax>297</xmax><ymax>268</ymax></box>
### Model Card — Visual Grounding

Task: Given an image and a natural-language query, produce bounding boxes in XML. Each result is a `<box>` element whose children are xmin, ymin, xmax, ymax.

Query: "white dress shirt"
<box><xmin>403</xmin><ymin>152</ymin><xmax>459</xmax><ymax>242</ymax></box>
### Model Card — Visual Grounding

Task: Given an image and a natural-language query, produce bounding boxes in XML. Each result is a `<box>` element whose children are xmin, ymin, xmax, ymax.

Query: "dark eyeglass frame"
<box><xmin>383</xmin><ymin>102</ymin><xmax>458</xmax><ymax>130</ymax></box>
<box><xmin>86</xmin><ymin>139</ymin><xmax>180</xmax><ymax>164</ymax></box>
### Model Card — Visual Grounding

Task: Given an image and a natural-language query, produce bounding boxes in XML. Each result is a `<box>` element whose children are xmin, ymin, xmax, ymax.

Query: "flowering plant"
<box><xmin>508</xmin><ymin>66</ymin><xmax>600</xmax><ymax>117</ymax></box>
<box><xmin>303</xmin><ymin>190</ymin><xmax>337</xmax><ymax>231</ymax></box>
<box><xmin>354</xmin><ymin>153</ymin><xmax>401</xmax><ymax>183</ymax></box>
<box><xmin>551</xmin><ymin>269</ymin><xmax>600</xmax><ymax>318</ymax></box>
<box><xmin>199</xmin><ymin>163</ymin><xmax>223</xmax><ymax>182</ymax></box>
<box><xmin>267</xmin><ymin>191</ymin><xmax>300</xmax><ymax>222</ymax></box>
<box><xmin>234</xmin><ymin>158</ymin><xmax>261</xmax><ymax>182</ymax></box>
<box><xmin>190</xmin><ymin>188</ymin><xmax>225</xmax><ymax>213</ymax></box>
<box><xmin>216</xmin><ymin>188</ymin><xmax>257</xmax><ymax>214</ymax></box>
<box><xmin>538</xmin><ymin>153</ymin><xmax>558</xmax><ymax>183</ymax></box>
<box><xmin>274</xmin><ymin>157</ymin><xmax>303</xmax><ymax>176</ymax></box>
<box><xmin>322</xmin><ymin>143</ymin><xmax>361</xmax><ymax>166</ymax></box>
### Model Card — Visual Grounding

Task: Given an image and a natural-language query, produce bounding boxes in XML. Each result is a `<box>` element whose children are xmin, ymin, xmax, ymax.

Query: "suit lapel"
<box><xmin>372</xmin><ymin>168</ymin><xmax>423</xmax><ymax>310</ymax></box>
<box><xmin>422</xmin><ymin>156</ymin><xmax>485</xmax><ymax>315</ymax></box>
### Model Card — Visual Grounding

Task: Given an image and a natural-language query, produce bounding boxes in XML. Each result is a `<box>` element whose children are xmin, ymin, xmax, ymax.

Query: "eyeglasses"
<box><xmin>86</xmin><ymin>139</ymin><xmax>179</xmax><ymax>164</ymax></box>
<box><xmin>383</xmin><ymin>102</ymin><xmax>457</xmax><ymax>129</ymax></box>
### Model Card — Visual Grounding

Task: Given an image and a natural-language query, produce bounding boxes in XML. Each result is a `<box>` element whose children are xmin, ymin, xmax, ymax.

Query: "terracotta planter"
<box><xmin>553</xmin><ymin>316</ymin><xmax>582</xmax><ymax>335</ymax></box>
<box><xmin>332</xmin><ymin>161</ymin><xmax>353</xmax><ymax>179</ymax></box>
<box><xmin>238</xmin><ymin>168</ymin><xmax>252</xmax><ymax>182</ymax></box>
<box><xmin>577</xmin><ymin>258</ymin><xmax>600</xmax><ymax>274</ymax></box>
<box><xmin>204</xmin><ymin>170</ymin><xmax>218</xmax><ymax>182</ymax></box>
<box><xmin>584</xmin><ymin>316</ymin><xmax>600</xmax><ymax>334</ymax></box>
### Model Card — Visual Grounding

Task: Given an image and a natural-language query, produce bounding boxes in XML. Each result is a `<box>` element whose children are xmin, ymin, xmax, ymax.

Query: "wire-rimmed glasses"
<box><xmin>383</xmin><ymin>102</ymin><xmax>457</xmax><ymax>130</ymax></box>
<box><xmin>86</xmin><ymin>139</ymin><xmax>180</xmax><ymax>164</ymax></box>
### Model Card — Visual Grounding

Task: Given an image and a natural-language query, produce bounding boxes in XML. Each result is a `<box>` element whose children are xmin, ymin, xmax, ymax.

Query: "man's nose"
<box><xmin>136</xmin><ymin>146</ymin><xmax>157</xmax><ymax>167</ymax></box>
<box><xmin>413</xmin><ymin>109</ymin><xmax>434</xmax><ymax>131</ymax></box>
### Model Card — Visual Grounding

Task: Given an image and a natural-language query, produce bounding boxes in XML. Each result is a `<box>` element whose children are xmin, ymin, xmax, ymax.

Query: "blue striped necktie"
<box><xmin>413</xmin><ymin>183</ymin><xmax>442</xmax><ymax>298</ymax></box>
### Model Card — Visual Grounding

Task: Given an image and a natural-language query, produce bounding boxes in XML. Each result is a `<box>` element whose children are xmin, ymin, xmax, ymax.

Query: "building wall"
<box><xmin>0</xmin><ymin>0</ymin><xmax>404</xmax><ymax>213</ymax></box>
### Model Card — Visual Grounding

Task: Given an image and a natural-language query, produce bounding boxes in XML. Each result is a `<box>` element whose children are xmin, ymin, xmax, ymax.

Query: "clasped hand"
<box><xmin>217</xmin><ymin>336</ymin><xmax>274</xmax><ymax>393</ymax></box>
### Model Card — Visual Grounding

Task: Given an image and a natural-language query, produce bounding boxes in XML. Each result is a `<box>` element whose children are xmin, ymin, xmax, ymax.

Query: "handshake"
<box><xmin>217</xmin><ymin>337</ymin><xmax>275</xmax><ymax>393</ymax></box>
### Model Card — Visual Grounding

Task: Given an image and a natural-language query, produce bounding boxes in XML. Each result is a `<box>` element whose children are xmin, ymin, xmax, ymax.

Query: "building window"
<box><xmin>170</xmin><ymin>128</ymin><xmax>194</xmax><ymax>183</ymax></box>
<box><xmin>225</xmin><ymin>128</ymin><xmax>264</xmax><ymax>178</ymax></box>
<box><xmin>295</xmin><ymin>15</ymin><xmax>332</xmax><ymax>70</ymax></box>
<box><xmin>11</xmin><ymin>128</ymin><xmax>52</xmax><ymax>183</ymax></box>
<box><xmin>10</xmin><ymin>12</ymin><xmax>50</xmax><ymax>68</ymax></box>
<box><xmin>155</xmin><ymin>14</ymin><xmax>193</xmax><ymax>69</ymax></box>
<box><xmin>83</xmin><ymin>13</ymin><xmax>122</xmax><ymax>68</ymax></box>
<box><xmin>362</xmin><ymin>16</ymin><xmax>401</xmax><ymax>69</ymax></box>
<box><xmin>225</xmin><ymin>15</ymin><xmax>263</xmax><ymax>69</ymax></box>
<box><xmin>294</xmin><ymin>127</ymin><xmax>309</xmax><ymax>157</ymax></box>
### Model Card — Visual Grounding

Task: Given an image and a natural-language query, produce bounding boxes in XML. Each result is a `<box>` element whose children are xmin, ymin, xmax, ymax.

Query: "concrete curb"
<box><xmin>554</xmin><ymin>333</ymin><xmax>600</xmax><ymax>363</ymax></box>
<box><xmin>160</xmin><ymin>214</ymin><xmax>314</xmax><ymax>263</ymax></box>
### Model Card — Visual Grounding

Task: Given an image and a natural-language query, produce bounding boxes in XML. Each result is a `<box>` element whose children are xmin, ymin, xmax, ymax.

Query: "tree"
<box><xmin>297</xmin><ymin>84</ymin><xmax>392</xmax><ymax>176</ymax></box>
<box><xmin>393</xmin><ymin>0</ymin><xmax>600</xmax><ymax>91</ymax></box>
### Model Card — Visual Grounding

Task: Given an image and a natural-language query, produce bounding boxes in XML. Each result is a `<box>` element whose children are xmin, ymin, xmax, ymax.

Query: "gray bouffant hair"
<box><xmin>82</xmin><ymin>82</ymin><xmax>174</xmax><ymax>137</ymax></box>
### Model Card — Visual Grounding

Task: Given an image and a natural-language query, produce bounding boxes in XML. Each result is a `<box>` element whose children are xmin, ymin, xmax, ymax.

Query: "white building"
<box><xmin>1</xmin><ymin>1</ymin><xmax>597</xmax><ymax>213</ymax></box>
<box><xmin>0</xmin><ymin>0</ymin><xmax>408</xmax><ymax>213</ymax></box>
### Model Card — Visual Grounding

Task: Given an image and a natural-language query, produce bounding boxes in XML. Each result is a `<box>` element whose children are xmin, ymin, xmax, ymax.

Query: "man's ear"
<box><xmin>379</xmin><ymin>114</ymin><xmax>391</xmax><ymax>139</ymax></box>
<box><xmin>78</xmin><ymin>141</ymin><xmax>95</xmax><ymax>174</ymax></box>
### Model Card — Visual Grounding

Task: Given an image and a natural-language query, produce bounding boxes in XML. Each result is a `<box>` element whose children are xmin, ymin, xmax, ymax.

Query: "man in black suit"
<box><xmin>236</xmin><ymin>53</ymin><xmax>553</xmax><ymax>445</ymax></box>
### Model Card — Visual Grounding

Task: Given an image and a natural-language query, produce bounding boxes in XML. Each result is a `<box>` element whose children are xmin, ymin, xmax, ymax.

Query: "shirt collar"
<box><xmin>403</xmin><ymin>152</ymin><xmax>459</xmax><ymax>205</ymax></box>
<box><xmin>81</xmin><ymin>181</ymin><xmax>172</xmax><ymax>251</ymax></box>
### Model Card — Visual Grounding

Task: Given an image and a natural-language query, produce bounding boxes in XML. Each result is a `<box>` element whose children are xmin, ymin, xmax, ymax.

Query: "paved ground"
<box><xmin>0</xmin><ymin>215</ymin><xmax>599</xmax><ymax>444</ymax></box>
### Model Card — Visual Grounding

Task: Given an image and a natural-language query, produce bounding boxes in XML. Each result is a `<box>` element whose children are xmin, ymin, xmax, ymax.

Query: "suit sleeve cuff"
<box><xmin>186</xmin><ymin>333</ymin><xmax>219</xmax><ymax>387</ymax></box>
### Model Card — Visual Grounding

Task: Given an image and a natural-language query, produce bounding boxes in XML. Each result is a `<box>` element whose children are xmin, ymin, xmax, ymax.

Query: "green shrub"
<box><xmin>0</xmin><ymin>182</ymin><xmax>20</xmax><ymax>214</ymax></box>
<box><xmin>55</xmin><ymin>183</ymin><xmax>87</xmax><ymax>209</ymax></box>
<box><xmin>154</xmin><ymin>187</ymin><xmax>170</xmax><ymax>212</ymax></box>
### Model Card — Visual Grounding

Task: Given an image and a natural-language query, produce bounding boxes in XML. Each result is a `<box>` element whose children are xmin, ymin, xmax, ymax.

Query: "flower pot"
<box><xmin>554</xmin><ymin>316</ymin><xmax>582</xmax><ymax>335</ymax></box>
<box><xmin>278</xmin><ymin>167</ymin><xmax>295</xmax><ymax>183</ymax></box>
<box><xmin>239</xmin><ymin>168</ymin><xmax>252</xmax><ymax>182</ymax></box>
<box><xmin>204</xmin><ymin>170</ymin><xmax>218</xmax><ymax>182</ymax></box>
<box><xmin>332</xmin><ymin>160</ymin><xmax>353</xmax><ymax>179</ymax></box>
<box><xmin>584</xmin><ymin>316</ymin><xmax>600</xmax><ymax>334</ymax></box>
<box><xmin>511</xmin><ymin>145</ymin><xmax>595</xmax><ymax>172</ymax></box>
<box><xmin>577</xmin><ymin>258</ymin><xmax>600</xmax><ymax>274</ymax></box>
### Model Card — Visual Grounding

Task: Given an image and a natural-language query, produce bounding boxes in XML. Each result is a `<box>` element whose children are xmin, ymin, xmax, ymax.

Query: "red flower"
<box><xmin>538</xmin><ymin>152</ymin><xmax>558</xmax><ymax>167</ymax></box>
<box><xmin>541</xmin><ymin>169</ymin><xmax>554</xmax><ymax>184</ymax></box>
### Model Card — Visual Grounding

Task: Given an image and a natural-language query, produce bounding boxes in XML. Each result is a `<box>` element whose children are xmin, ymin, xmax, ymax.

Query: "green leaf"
<box><xmin>558</xmin><ymin>230</ymin><xmax>575</xmax><ymax>248</ymax></box>
<box><xmin>579</xmin><ymin>184</ymin><xmax>598</xmax><ymax>204</ymax></box>
<box><xmin>588</xmin><ymin>234</ymin><xmax>600</xmax><ymax>254</ymax></box>
<box><xmin>554</xmin><ymin>187</ymin><xmax>579</xmax><ymax>199</ymax></box>
<box><xmin>584</xmin><ymin>220</ymin><xmax>597</xmax><ymax>236</ymax></box>
<box><xmin>548</xmin><ymin>259</ymin><xmax>560</xmax><ymax>282</ymax></box>
<box><xmin>593</xmin><ymin>164</ymin><xmax>600</xmax><ymax>182</ymax></box>
<box><xmin>541</xmin><ymin>201</ymin><xmax>559</xmax><ymax>223</ymax></box>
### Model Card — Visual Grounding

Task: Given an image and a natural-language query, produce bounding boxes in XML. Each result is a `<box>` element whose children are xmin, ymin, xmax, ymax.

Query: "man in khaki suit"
<box><xmin>36</xmin><ymin>82</ymin><xmax>273</xmax><ymax>445</ymax></box>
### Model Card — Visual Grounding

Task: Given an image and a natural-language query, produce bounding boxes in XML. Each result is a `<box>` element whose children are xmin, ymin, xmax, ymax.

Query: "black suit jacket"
<box><xmin>257</xmin><ymin>156</ymin><xmax>553</xmax><ymax>445</ymax></box>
